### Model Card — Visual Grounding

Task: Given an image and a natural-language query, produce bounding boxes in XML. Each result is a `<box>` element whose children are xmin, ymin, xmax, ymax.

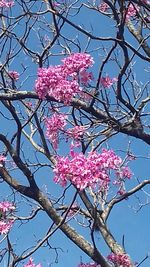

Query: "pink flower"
<box><xmin>9</xmin><ymin>71</ymin><xmax>19</xmax><ymax>80</ymax></box>
<box><xmin>23</xmin><ymin>258</ymin><xmax>42</xmax><ymax>267</ymax></box>
<box><xmin>0</xmin><ymin>0</ymin><xmax>14</xmax><ymax>7</ymax></box>
<box><xmin>66</xmin><ymin>126</ymin><xmax>86</xmax><ymax>141</ymax></box>
<box><xmin>117</xmin><ymin>189</ymin><xmax>126</xmax><ymax>195</ymax></box>
<box><xmin>100</xmin><ymin>76</ymin><xmax>117</xmax><ymax>88</ymax></box>
<box><xmin>61</xmin><ymin>53</ymin><xmax>94</xmax><ymax>75</ymax></box>
<box><xmin>126</xmin><ymin>3</ymin><xmax>140</xmax><ymax>21</ymax></box>
<box><xmin>0</xmin><ymin>220</ymin><xmax>14</xmax><ymax>234</ymax></box>
<box><xmin>120</xmin><ymin>166</ymin><xmax>132</xmax><ymax>179</ymax></box>
<box><xmin>107</xmin><ymin>253</ymin><xmax>132</xmax><ymax>267</ymax></box>
<box><xmin>0</xmin><ymin>154</ymin><xmax>6</xmax><ymax>166</ymax></box>
<box><xmin>25</xmin><ymin>102</ymin><xmax>33</xmax><ymax>108</ymax></box>
<box><xmin>54</xmin><ymin>79</ymin><xmax>81</xmax><ymax>104</ymax></box>
<box><xmin>53</xmin><ymin>148</ymin><xmax>132</xmax><ymax>191</ymax></box>
<box><xmin>80</xmin><ymin>70</ymin><xmax>94</xmax><ymax>85</ymax></box>
<box><xmin>35</xmin><ymin>65</ymin><xmax>81</xmax><ymax>104</ymax></box>
<box><xmin>99</xmin><ymin>2</ymin><xmax>109</xmax><ymax>12</ymax></box>
<box><xmin>0</xmin><ymin>201</ymin><xmax>15</xmax><ymax>213</ymax></box>
<box><xmin>0</xmin><ymin>201</ymin><xmax>15</xmax><ymax>235</ymax></box>
<box><xmin>35</xmin><ymin>53</ymin><xmax>94</xmax><ymax>104</ymax></box>
<box><xmin>45</xmin><ymin>113</ymin><xmax>67</xmax><ymax>149</ymax></box>
<box><xmin>78</xmin><ymin>263</ymin><xmax>101</xmax><ymax>267</ymax></box>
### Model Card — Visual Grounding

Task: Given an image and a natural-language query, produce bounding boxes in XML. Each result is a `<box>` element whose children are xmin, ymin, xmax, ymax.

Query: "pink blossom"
<box><xmin>35</xmin><ymin>53</ymin><xmax>94</xmax><ymax>104</ymax></box>
<box><xmin>0</xmin><ymin>201</ymin><xmax>15</xmax><ymax>213</ymax></box>
<box><xmin>127</xmin><ymin>153</ymin><xmax>136</xmax><ymax>161</ymax></box>
<box><xmin>126</xmin><ymin>3</ymin><xmax>140</xmax><ymax>21</ymax></box>
<box><xmin>80</xmin><ymin>70</ymin><xmax>94</xmax><ymax>85</ymax></box>
<box><xmin>0</xmin><ymin>154</ymin><xmax>6</xmax><ymax>166</ymax></box>
<box><xmin>23</xmin><ymin>258</ymin><xmax>42</xmax><ymax>267</ymax></box>
<box><xmin>61</xmin><ymin>53</ymin><xmax>94</xmax><ymax>75</ymax></box>
<box><xmin>25</xmin><ymin>101</ymin><xmax>33</xmax><ymax>108</ymax></box>
<box><xmin>35</xmin><ymin>65</ymin><xmax>81</xmax><ymax>104</ymax></box>
<box><xmin>107</xmin><ymin>253</ymin><xmax>132</xmax><ymax>267</ymax></box>
<box><xmin>9</xmin><ymin>71</ymin><xmax>19</xmax><ymax>80</ymax></box>
<box><xmin>45</xmin><ymin>114</ymin><xmax>86</xmax><ymax>148</ymax></box>
<box><xmin>0</xmin><ymin>201</ymin><xmax>15</xmax><ymax>235</ymax></box>
<box><xmin>100</xmin><ymin>76</ymin><xmax>117</xmax><ymax>88</ymax></box>
<box><xmin>53</xmin><ymin>148</ymin><xmax>132</xmax><ymax>191</ymax></box>
<box><xmin>119</xmin><ymin>166</ymin><xmax>132</xmax><ymax>179</ymax></box>
<box><xmin>0</xmin><ymin>220</ymin><xmax>14</xmax><ymax>234</ymax></box>
<box><xmin>35</xmin><ymin>65</ymin><xmax>66</xmax><ymax>99</ymax></box>
<box><xmin>117</xmin><ymin>189</ymin><xmax>126</xmax><ymax>195</ymax></box>
<box><xmin>45</xmin><ymin>113</ymin><xmax>67</xmax><ymax>149</ymax></box>
<box><xmin>78</xmin><ymin>263</ymin><xmax>101</xmax><ymax>267</ymax></box>
<box><xmin>66</xmin><ymin>126</ymin><xmax>86</xmax><ymax>141</ymax></box>
<box><xmin>0</xmin><ymin>0</ymin><xmax>14</xmax><ymax>7</ymax></box>
<box><xmin>99</xmin><ymin>2</ymin><xmax>109</xmax><ymax>12</ymax></box>
<box><xmin>54</xmin><ymin>79</ymin><xmax>81</xmax><ymax>104</ymax></box>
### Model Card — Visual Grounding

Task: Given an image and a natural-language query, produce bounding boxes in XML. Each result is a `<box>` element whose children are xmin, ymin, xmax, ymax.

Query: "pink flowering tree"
<box><xmin>0</xmin><ymin>0</ymin><xmax>150</xmax><ymax>266</ymax></box>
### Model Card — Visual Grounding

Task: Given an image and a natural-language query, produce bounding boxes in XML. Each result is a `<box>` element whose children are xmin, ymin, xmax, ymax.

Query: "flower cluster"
<box><xmin>53</xmin><ymin>148</ymin><xmax>132</xmax><ymax>191</ymax></box>
<box><xmin>45</xmin><ymin>113</ymin><xmax>67</xmax><ymax>149</ymax></box>
<box><xmin>23</xmin><ymin>258</ymin><xmax>42</xmax><ymax>267</ymax></box>
<box><xmin>0</xmin><ymin>201</ymin><xmax>15</xmax><ymax>234</ymax></box>
<box><xmin>66</xmin><ymin>125</ymin><xmax>86</xmax><ymax>141</ymax></box>
<box><xmin>78</xmin><ymin>263</ymin><xmax>101</xmax><ymax>267</ymax></box>
<box><xmin>99</xmin><ymin>2</ymin><xmax>109</xmax><ymax>12</ymax></box>
<box><xmin>126</xmin><ymin>3</ymin><xmax>140</xmax><ymax>21</ymax></box>
<box><xmin>107</xmin><ymin>253</ymin><xmax>132</xmax><ymax>267</ymax></box>
<box><xmin>61</xmin><ymin>53</ymin><xmax>94</xmax><ymax>75</ymax></box>
<box><xmin>0</xmin><ymin>201</ymin><xmax>15</xmax><ymax>212</ymax></box>
<box><xmin>9</xmin><ymin>71</ymin><xmax>19</xmax><ymax>80</ymax></box>
<box><xmin>35</xmin><ymin>53</ymin><xmax>94</xmax><ymax>104</ymax></box>
<box><xmin>35</xmin><ymin>65</ymin><xmax>80</xmax><ymax>104</ymax></box>
<box><xmin>80</xmin><ymin>70</ymin><xmax>94</xmax><ymax>85</ymax></box>
<box><xmin>0</xmin><ymin>0</ymin><xmax>14</xmax><ymax>7</ymax></box>
<box><xmin>100</xmin><ymin>76</ymin><xmax>117</xmax><ymax>88</ymax></box>
<box><xmin>0</xmin><ymin>220</ymin><xmax>14</xmax><ymax>235</ymax></box>
<box><xmin>116</xmin><ymin>166</ymin><xmax>132</xmax><ymax>180</ymax></box>
<box><xmin>45</xmin><ymin>111</ymin><xmax>87</xmax><ymax>148</ymax></box>
<box><xmin>0</xmin><ymin>154</ymin><xmax>6</xmax><ymax>167</ymax></box>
